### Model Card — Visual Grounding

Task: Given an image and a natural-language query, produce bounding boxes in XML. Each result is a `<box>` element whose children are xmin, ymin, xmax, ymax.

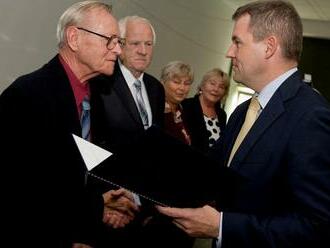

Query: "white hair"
<box><xmin>118</xmin><ymin>15</ymin><xmax>156</xmax><ymax>44</ymax></box>
<box><xmin>56</xmin><ymin>1</ymin><xmax>112</xmax><ymax>48</ymax></box>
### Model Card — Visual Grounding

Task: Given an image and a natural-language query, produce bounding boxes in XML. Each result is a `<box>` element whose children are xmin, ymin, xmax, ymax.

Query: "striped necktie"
<box><xmin>133</xmin><ymin>79</ymin><xmax>149</xmax><ymax>129</ymax></box>
<box><xmin>81</xmin><ymin>96</ymin><xmax>91</xmax><ymax>141</ymax></box>
<box><xmin>227</xmin><ymin>96</ymin><xmax>261</xmax><ymax>166</ymax></box>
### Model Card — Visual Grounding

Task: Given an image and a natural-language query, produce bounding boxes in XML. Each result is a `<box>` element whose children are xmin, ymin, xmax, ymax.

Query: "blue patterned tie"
<box><xmin>81</xmin><ymin>96</ymin><xmax>91</xmax><ymax>141</ymax></box>
<box><xmin>134</xmin><ymin>80</ymin><xmax>149</xmax><ymax>129</ymax></box>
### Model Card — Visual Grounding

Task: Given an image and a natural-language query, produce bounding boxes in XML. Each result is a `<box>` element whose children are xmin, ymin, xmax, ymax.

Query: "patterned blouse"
<box><xmin>203</xmin><ymin>115</ymin><xmax>221</xmax><ymax>147</ymax></box>
<box><xmin>164</xmin><ymin>102</ymin><xmax>191</xmax><ymax>145</ymax></box>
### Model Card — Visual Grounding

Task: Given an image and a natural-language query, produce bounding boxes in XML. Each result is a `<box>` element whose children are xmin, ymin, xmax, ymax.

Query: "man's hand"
<box><xmin>102</xmin><ymin>188</ymin><xmax>139</xmax><ymax>228</ymax></box>
<box><xmin>156</xmin><ymin>205</ymin><xmax>220</xmax><ymax>238</ymax></box>
<box><xmin>72</xmin><ymin>243</ymin><xmax>92</xmax><ymax>248</ymax></box>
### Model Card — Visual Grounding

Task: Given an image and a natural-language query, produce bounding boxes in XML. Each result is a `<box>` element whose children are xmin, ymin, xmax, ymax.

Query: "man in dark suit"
<box><xmin>0</xmin><ymin>2</ymin><xmax>137</xmax><ymax>247</ymax></box>
<box><xmin>90</xmin><ymin>16</ymin><xmax>166</xmax><ymax>248</ymax></box>
<box><xmin>91</xmin><ymin>16</ymin><xmax>164</xmax><ymax>153</ymax></box>
<box><xmin>157</xmin><ymin>1</ymin><xmax>330</xmax><ymax>247</ymax></box>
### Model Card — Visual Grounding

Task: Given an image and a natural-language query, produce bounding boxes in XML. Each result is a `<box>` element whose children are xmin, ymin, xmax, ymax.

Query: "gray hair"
<box><xmin>56</xmin><ymin>1</ymin><xmax>112</xmax><ymax>48</ymax></box>
<box><xmin>118</xmin><ymin>15</ymin><xmax>156</xmax><ymax>44</ymax></box>
<box><xmin>160</xmin><ymin>61</ymin><xmax>194</xmax><ymax>84</ymax></box>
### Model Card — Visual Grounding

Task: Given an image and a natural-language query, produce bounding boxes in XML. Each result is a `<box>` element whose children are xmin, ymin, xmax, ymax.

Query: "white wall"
<box><xmin>0</xmin><ymin>0</ymin><xmax>78</xmax><ymax>92</ymax></box>
<box><xmin>0</xmin><ymin>0</ymin><xmax>234</xmax><ymax>95</ymax></box>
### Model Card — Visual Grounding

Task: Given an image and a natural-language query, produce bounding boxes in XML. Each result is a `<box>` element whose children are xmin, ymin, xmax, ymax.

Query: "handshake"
<box><xmin>103</xmin><ymin>188</ymin><xmax>140</xmax><ymax>228</ymax></box>
<box><xmin>102</xmin><ymin>188</ymin><xmax>140</xmax><ymax>228</ymax></box>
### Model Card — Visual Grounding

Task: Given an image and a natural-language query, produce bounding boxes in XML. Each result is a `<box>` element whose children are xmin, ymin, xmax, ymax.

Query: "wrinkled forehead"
<box><xmin>126</xmin><ymin>21</ymin><xmax>153</xmax><ymax>39</ymax></box>
<box><xmin>82</xmin><ymin>8</ymin><xmax>119</xmax><ymax>35</ymax></box>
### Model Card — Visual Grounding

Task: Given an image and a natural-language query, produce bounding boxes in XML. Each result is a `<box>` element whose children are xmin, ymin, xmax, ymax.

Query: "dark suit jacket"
<box><xmin>182</xmin><ymin>95</ymin><xmax>227</xmax><ymax>153</ymax></box>
<box><xmin>90</xmin><ymin>62</ymin><xmax>166</xmax><ymax>248</ymax></box>
<box><xmin>0</xmin><ymin>55</ymin><xmax>103</xmax><ymax>247</ymax></box>
<box><xmin>90</xmin><ymin>62</ymin><xmax>165</xmax><ymax>154</ymax></box>
<box><xmin>212</xmin><ymin>71</ymin><xmax>330</xmax><ymax>247</ymax></box>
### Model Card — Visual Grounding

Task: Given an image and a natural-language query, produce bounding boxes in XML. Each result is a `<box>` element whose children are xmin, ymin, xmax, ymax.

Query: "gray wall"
<box><xmin>0</xmin><ymin>0</ymin><xmax>75</xmax><ymax>92</ymax></box>
<box><xmin>0</xmin><ymin>0</ymin><xmax>234</xmax><ymax>94</ymax></box>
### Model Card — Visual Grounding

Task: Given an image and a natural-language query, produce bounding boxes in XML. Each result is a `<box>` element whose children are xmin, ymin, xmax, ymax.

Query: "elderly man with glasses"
<box><xmin>0</xmin><ymin>1</ymin><xmax>138</xmax><ymax>247</ymax></box>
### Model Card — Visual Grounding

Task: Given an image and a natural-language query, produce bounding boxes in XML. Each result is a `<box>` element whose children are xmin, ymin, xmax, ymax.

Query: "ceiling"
<box><xmin>222</xmin><ymin>0</ymin><xmax>330</xmax><ymax>21</ymax></box>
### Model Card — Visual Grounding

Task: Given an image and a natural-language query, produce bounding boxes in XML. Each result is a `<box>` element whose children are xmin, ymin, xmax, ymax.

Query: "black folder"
<box><xmin>88</xmin><ymin>125</ymin><xmax>235</xmax><ymax>208</ymax></box>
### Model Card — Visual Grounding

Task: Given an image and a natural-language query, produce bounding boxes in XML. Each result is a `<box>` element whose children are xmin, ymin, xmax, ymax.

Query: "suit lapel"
<box><xmin>144</xmin><ymin>76</ymin><xmax>158</xmax><ymax>124</ymax></box>
<box><xmin>230</xmin><ymin>96</ymin><xmax>285</xmax><ymax>167</ymax></box>
<box><xmin>229</xmin><ymin>71</ymin><xmax>302</xmax><ymax>167</ymax></box>
<box><xmin>112</xmin><ymin>68</ymin><xmax>143</xmax><ymax>126</ymax></box>
<box><xmin>223</xmin><ymin>103</ymin><xmax>247</xmax><ymax>164</ymax></box>
<box><xmin>46</xmin><ymin>56</ymin><xmax>81</xmax><ymax>136</ymax></box>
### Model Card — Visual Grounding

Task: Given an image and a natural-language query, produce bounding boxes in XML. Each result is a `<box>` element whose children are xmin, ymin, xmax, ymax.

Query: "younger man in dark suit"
<box><xmin>157</xmin><ymin>1</ymin><xmax>330</xmax><ymax>247</ymax></box>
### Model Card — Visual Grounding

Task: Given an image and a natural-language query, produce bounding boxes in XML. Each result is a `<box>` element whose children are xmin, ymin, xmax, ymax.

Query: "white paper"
<box><xmin>72</xmin><ymin>134</ymin><xmax>112</xmax><ymax>171</ymax></box>
<box><xmin>71</xmin><ymin>134</ymin><xmax>167</xmax><ymax>207</ymax></box>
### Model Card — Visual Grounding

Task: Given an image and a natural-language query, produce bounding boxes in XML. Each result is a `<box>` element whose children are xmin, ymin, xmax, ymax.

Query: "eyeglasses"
<box><xmin>77</xmin><ymin>27</ymin><xmax>125</xmax><ymax>50</ymax></box>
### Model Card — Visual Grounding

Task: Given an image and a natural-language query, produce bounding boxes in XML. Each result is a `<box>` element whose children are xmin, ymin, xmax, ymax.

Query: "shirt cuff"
<box><xmin>132</xmin><ymin>193</ymin><xmax>141</xmax><ymax>206</ymax></box>
<box><xmin>216</xmin><ymin>212</ymin><xmax>223</xmax><ymax>248</ymax></box>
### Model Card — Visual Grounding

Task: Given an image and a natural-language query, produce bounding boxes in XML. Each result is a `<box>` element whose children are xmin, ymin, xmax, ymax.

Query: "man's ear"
<box><xmin>66</xmin><ymin>26</ymin><xmax>79</xmax><ymax>51</ymax></box>
<box><xmin>264</xmin><ymin>35</ymin><xmax>278</xmax><ymax>59</ymax></box>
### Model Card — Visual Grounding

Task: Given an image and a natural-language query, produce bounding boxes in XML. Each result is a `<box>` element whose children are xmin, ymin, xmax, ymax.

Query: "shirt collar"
<box><xmin>118</xmin><ymin>59</ymin><xmax>144</xmax><ymax>87</ymax></box>
<box><xmin>257</xmin><ymin>67</ymin><xmax>297</xmax><ymax>109</ymax></box>
<box><xmin>59</xmin><ymin>55</ymin><xmax>89</xmax><ymax>114</ymax></box>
